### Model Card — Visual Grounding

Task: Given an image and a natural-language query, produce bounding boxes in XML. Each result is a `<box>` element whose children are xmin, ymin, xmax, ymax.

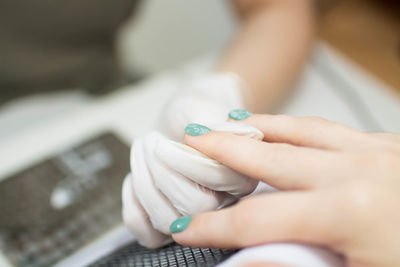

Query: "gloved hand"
<box><xmin>160</xmin><ymin>72</ymin><xmax>252</xmax><ymax>141</ymax></box>
<box><xmin>122</xmin><ymin>122</ymin><xmax>263</xmax><ymax>248</ymax></box>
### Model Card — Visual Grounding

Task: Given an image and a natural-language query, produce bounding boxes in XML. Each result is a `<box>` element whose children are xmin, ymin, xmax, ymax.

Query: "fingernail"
<box><xmin>228</xmin><ymin>109</ymin><xmax>252</xmax><ymax>120</ymax></box>
<box><xmin>170</xmin><ymin>216</ymin><xmax>192</xmax><ymax>233</ymax></box>
<box><xmin>185</xmin><ymin>123</ymin><xmax>211</xmax><ymax>136</ymax></box>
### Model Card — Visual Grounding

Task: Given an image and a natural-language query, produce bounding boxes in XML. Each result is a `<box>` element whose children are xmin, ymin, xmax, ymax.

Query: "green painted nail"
<box><xmin>228</xmin><ymin>109</ymin><xmax>252</xmax><ymax>120</ymax></box>
<box><xmin>170</xmin><ymin>216</ymin><xmax>192</xmax><ymax>233</ymax></box>
<box><xmin>185</xmin><ymin>123</ymin><xmax>211</xmax><ymax>136</ymax></box>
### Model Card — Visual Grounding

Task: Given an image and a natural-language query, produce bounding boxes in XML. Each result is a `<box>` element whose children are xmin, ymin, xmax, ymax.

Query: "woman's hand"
<box><xmin>171</xmin><ymin>112</ymin><xmax>400</xmax><ymax>267</ymax></box>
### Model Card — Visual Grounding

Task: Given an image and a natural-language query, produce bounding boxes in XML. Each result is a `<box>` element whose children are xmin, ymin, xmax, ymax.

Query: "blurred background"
<box><xmin>119</xmin><ymin>0</ymin><xmax>400</xmax><ymax>91</ymax></box>
<box><xmin>117</xmin><ymin>0</ymin><xmax>236</xmax><ymax>74</ymax></box>
<box><xmin>0</xmin><ymin>0</ymin><xmax>399</xmax><ymax>266</ymax></box>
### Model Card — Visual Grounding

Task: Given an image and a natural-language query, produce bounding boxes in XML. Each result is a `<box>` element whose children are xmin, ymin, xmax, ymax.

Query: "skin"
<box><xmin>219</xmin><ymin>0</ymin><xmax>315</xmax><ymax>112</ymax></box>
<box><xmin>172</xmin><ymin>114</ymin><xmax>400</xmax><ymax>267</ymax></box>
<box><xmin>241</xmin><ymin>263</ymin><xmax>285</xmax><ymax>267</ymax></box>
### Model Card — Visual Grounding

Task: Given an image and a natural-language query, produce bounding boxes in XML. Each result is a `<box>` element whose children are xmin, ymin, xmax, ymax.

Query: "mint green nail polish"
<box><xmin>229</xmin><ymin>109</ymin><xmax>252</xmax><ymax>120</ymax></box>
<box><xmin>185</xmin><ymin>123</ymin><xmax>211</xmax><ymax>136</ymax></box>
<box><xmin>170</xmin><ymin>216</ymin><xmax>192</xmax><ymax>233</ymax></box>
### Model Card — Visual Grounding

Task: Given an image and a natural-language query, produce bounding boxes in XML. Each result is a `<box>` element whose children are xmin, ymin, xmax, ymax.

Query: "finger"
<box><xmin>232</xmin><ymin>114</ymin><xmax>376</xmax><ymax>151</ymax></box>
<box><xmin>131</xmin><ymin>138</ymin><xmax>180</xmax><ymax>234</ymax></box>
<box><xmin>156</xmin><ymin>123</ymin><xmax>263</xmax><ymax>197</ymax></box>
<box><xmin>172</xmin><ymin>192</ymin><xmax>340</xmax><ymax>249</ymax></box>
<box><xmin>210</xmin><ymin>121</ymin><xmax>264</xmax><ymax>140</ymax></box>
<box><xmin>240</xmin><ymin>263</ymin><xmax>286</xmax><ymax>267</ymax></box>
<box><xmin>185</xmin><ymin>131</ymin><xmax>349</xmax><ymax>190</ymax></box>
<box><xmin>371</xmin><ymin>132</ymin><xmax>400</xmax><ymax>143</ymax></box>
<box><xmin>145</xmin><ymin>132</ymin><xmax>236</xmax><ymax>215</ymax></box>
<box><xmin>162</xmin><ymin>94</ymin><xmax>229</xmax><ymax>141</ymax></box>
<box><xmin>156</xmin><ymin>136</ymin><xmax>258</xmax><ymax>196</ymax></box>
<box><xmin>122</xmin><ymin>174</ymin><xmax>171</xmax><ymax>248</ymax></box>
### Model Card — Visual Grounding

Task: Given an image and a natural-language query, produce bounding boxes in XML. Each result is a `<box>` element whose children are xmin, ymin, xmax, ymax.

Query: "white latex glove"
<box><xmin>122</xmin><ymin>122</ymin><xmax>263</xmax><ymax>248</ymax></box>
<box><xmin>160</xmin><ymin>73</ymin><xmax>251</xmax><ymax>141</ymax></box>
<box><xmin>122</xmin><ymin>124</ymin><xmax>344</xmax><ymax>267</ymax></box>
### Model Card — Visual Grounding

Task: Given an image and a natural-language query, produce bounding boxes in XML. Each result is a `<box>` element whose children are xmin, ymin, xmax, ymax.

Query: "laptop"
<box><xmin>0</xmin><ymin>44</ymin><xmax>399</xmax><ymax>267</ymax></box>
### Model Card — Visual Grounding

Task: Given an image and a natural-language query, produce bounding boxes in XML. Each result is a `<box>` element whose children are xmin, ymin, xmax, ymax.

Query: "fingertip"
<box><xmin>171</xmin><ymin>231</ymin><xmax>191</xmax><ymax>246</ymax></box>
<box><xmin>184</xmin><ymin>133</ymin><xmax>198</xmax><ymax>147</ymax></box>
<box><xmin>170</xmin><ymin>212</ymin><xmax>212</xmax><ymax>247</ymax></box>
<box><xmin>170</xmin><ymin>217</ymin><xmax>197</xmax><ymax>247</ymax></box>
<box><xmin>184</xmin><ymin>123</ymin><xmax>211</xmax><ymax>136</ymax></box>
<box><xmin>170</xmin><ymin>216</ymin><xmax>192</xmax><ymax>234</ymax></box>
<box><xmin>228</xmin><ymin>109</ymin><xmax>252</xmax><ymax>121</ymax></box>
<box><xmin>183</xmin><ymin>123</ymin><xmax>213</xmax><ymax>148</ymax></box>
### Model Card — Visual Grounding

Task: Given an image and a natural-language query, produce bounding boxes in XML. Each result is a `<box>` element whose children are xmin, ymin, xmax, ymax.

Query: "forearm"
<box><xmin>217</xmin><ymin>0</ymin><xmax>316</xmax><ymax>112</ymax></box>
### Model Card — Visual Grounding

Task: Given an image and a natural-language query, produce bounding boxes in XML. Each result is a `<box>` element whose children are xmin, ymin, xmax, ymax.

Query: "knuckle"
<box><xmin>275</xmin><ymin>115</ymin><xmax>299</xmax><ymax>130</ymax></box>
<box><xmin>346</xmin><ymin>151</ymin><xmax>399</xmax><ymax>212</ymax></box>
<box><xmin>344</xmin><ymin>181</ymin><xmax>379</xmax><ymax>220</ymax></box>
<box><xmin>356</xmin><ymin>151</ymin><xmax>398</xmax><ymax>174</ymax></box>
<box><xmin>348</xmin><ymin>182</ymin><xmax>373</xmax><ymax>205</ymax></box>
<box><xmin>277</xmin><ymin>116</ymin><xmax>328</xmax><ymax>145</ymax></box>
<box><xmin>276</xmin><ymin>115</ymin><xmax>318</xmax><ymax>135</ymax></box>
<box><xmin>375</xmin><ymin>151</ymin><xmax>398</xmax><ymax>172</ymax></box>
<box><xmin>271</xmin><ymin>114</ymin><xmax>297</xmax><ymax>129</ymax></box>
<box><xmin>302</xmin><ymin>116</ymin><xmax>340</xmax><ymax>135</ymax></box>
<box><xmin>302</xmin><ymin>116</ymin><xmax>331</xmax><ymax>133</ymax></box>
<box><xmin>353</xmin><ymin>153</ymin><xmax>371</xmax><ymax>166</ymax></box>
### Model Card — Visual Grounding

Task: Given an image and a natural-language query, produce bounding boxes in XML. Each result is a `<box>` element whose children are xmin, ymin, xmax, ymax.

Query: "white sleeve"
<box><xmin>217</xmin><ymin>243</ymin><xmax>345</xmax><ymax>267</ymax></box>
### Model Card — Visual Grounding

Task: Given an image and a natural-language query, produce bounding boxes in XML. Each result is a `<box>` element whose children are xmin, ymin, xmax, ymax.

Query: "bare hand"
<box><xmin>171</xmin><ymin>113</ymin><xmax>400</xmax><ymax>267</ymax></box>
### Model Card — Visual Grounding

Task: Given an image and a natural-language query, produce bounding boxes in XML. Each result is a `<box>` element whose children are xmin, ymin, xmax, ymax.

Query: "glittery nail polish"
<box><xmin>228</xmin><ymin>109</ymin><xmax>252</xmax><ymax>121</ymax></box>
<box><xmin>185</xmin><ymin>123</ymin><xmax>211</xmax><ymax>136</ymax></box>
<box><xmin>170</xmin><ymin>216</ymin><xmax>192</xmax><ymax>233</ymax></box>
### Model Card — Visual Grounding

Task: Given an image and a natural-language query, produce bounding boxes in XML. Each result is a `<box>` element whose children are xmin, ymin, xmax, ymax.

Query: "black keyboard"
<box><xmin>0</xmin><ymin>132</ymin><xmax>130</xmax><ymax>267</ymax></box>
<box><xmin>90</xmin><ymin>242</ymin><xmax>235</xmax><ymax>267</ymax></box>
<box><xmin>0</xmin><ymin>132</ymin><xmax>236</xmax><ymax>267</ymax></box>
